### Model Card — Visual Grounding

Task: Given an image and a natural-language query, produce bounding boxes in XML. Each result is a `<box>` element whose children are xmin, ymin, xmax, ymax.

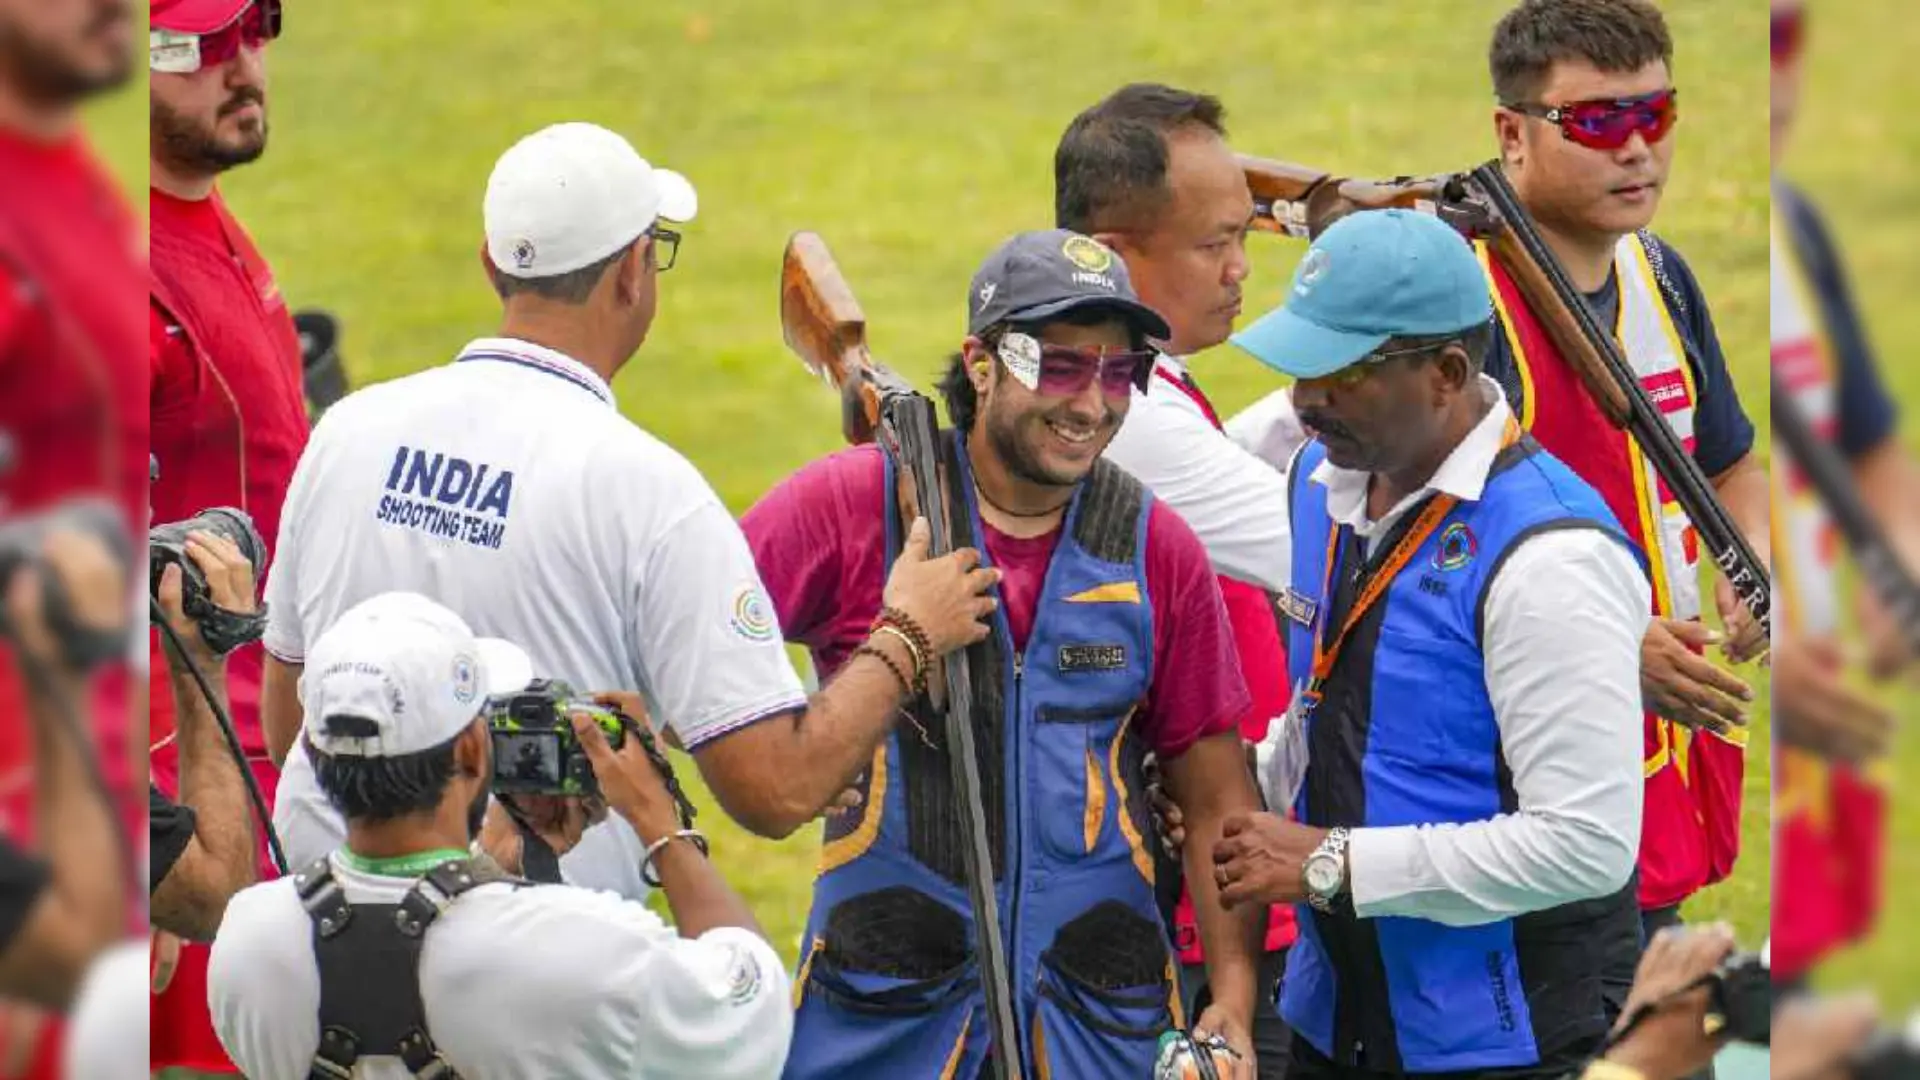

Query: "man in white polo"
<box><xmin>211</xmin><ymin>592</ymin><xmax>792</xmax><ymax>1079</ymax></box>
<box><xmin>261</xmin><ymin>121</ymin><xmax>998</xmax><ymax>896</ymax></box>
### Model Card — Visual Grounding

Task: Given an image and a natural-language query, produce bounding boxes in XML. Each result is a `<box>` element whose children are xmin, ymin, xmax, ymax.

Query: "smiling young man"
<box><xmin>1218</xmin><ymin>208</ymin><xmax>1647</xmax><ymax>1080</ymax></box>
<box><xmin>1479</xmin><ymin>0</ymin><xmax>1765</xmax><ymax>947</ymax></box>
<box><xmin>743</xmin><ymin>230</ymin><xmax>1266</xmax><ymax>1079</ymax></box>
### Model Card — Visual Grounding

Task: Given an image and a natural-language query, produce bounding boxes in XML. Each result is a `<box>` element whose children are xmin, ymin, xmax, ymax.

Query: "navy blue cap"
<box><xmin>968</xmin><ymin>230</ymin><xmax>1171</xmax><ymax>341</ymax></box>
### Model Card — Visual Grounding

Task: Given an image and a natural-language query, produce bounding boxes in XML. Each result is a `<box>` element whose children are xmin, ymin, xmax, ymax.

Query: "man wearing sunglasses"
<box><xmin>742</xmin><ymin>230</ymin><xmax>1268</xmax><ymax>1078</ymax></box>
<box><xmin>1218</xmin><ymin>208</ymin><xmax>1647</xmax><ymax>1080</ymax></box>
<box><xmin>146</xmin><ymin>1</ymin><xmax>309</xmax><ymax>1073</ymax></box>
<box><xmin>1480</xmin><ymin>0</ymin><xmax>1767</xmax><ymax>962</ymax></box>
<box><xmin>0</xmin><ymin>2</ymin><xmax>148</xmax><ymax>1077</ymax></box>
<box><xmin>1770</xmin><ymin>0</ymin><xmax>1917</xmax><ymax>998</ymax></box>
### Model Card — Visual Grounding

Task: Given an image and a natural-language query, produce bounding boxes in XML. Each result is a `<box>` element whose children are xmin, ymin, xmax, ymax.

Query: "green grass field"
<box><xmin>206</xmin><ymin>0</ymin><xmax>1774</xmax><ymax>980</ymax></box>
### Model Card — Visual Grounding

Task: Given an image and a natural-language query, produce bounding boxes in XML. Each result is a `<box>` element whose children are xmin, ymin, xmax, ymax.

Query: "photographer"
<box><xmin>209</xmin><ymin>592</ymin><xmax>790</xmax><ymax>1080</ymax></box>
<box><xmin>150</xmin><ymin>529</ymin><xmax>261</xmax><ymax>942</ymax></box>
<box><xmin>0</xmin><ymin>525</ymin><xmax>129</xmax><ymax>1011</ymax></box>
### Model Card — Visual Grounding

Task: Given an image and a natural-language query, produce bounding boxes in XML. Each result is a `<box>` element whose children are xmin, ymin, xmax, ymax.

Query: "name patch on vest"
<box><xmin>1058</xmin><ymin>643</ymin><xmax>1127</xmax><ymax>672</ymax></box>
<box><xmin>1278</xmin><ymin>588</ymin><xmax>1319</xmax><ymax>627</ymax></box>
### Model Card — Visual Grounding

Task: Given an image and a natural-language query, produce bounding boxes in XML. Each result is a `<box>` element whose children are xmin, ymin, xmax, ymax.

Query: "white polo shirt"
<box><xmin>208</xmin><ymin>852</ymin><xmax>791</xmax><ymax>1080</ymax></box>
<box><xmin>263</xmin><ymin>338</ymin><xmax>809</xmax><ymax>895</ymax></box>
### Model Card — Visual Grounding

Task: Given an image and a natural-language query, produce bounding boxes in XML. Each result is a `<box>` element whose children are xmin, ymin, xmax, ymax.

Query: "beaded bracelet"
<box><xmin>640</xmin><ymin>829</ymin><xmax>711</xmax><ymax>888</ymax></box>
<box><xmin>852</xmin><ymin>642</ymin><xmax>913</xmax><ymax>697</ymax></box>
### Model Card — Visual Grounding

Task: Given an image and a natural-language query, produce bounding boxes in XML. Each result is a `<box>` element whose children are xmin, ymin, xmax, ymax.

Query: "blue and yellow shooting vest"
<box><xmin>1280</xmin><ymin>433</ymin><xmax>1644</xmax><ymax>1075</ymax></box>
<box><xmin>784</xmin><ymin>433</ymin><xmax>1181</xmax><ymax>1079</ymax></box>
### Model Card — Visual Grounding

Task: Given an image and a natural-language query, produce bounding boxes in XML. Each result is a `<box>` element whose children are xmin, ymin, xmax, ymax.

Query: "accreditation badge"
<box><xmin>1266</xmin><ymin>684</ymin><xmax>1312</xmax><ymax>813</ymax></box>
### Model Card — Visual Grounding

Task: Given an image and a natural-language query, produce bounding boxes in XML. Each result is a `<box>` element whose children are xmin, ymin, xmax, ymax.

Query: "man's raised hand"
<box><xmin>881</xmin><ymin>516</ymin><xmax>1000</xmax><ymax>654</ymax></box>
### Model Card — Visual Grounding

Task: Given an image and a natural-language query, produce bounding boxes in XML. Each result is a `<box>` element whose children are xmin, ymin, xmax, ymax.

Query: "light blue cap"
<box><xmin>1231</xmin><ymin>209</ymin><xmax>1493</xmax><ymax>379</ymax></box>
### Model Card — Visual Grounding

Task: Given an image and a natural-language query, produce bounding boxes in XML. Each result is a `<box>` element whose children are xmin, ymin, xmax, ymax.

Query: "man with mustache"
<box><xmin>0</xmin><ymin>0</ymin><xmax>146</xmax><ymax>1075</ymax></box>
<box><xmin>742</xmin><ymin>230</ymin><xmax>1267</xmax><ymax>1078</ymax></box>
<box><xmin>1229</xmin><ymin>0</ymin><xmax>1766</xmax><ymax>971</ymax></box>
<box><xmin>1219</xmin><ymin>208</ymin><xmax>1647</xmax><ymax>1080</ymax></box>
<box><xmin>1053</xmin><ymin>83</ymin><xmax>1297</xmax><ymax>1078</ymax></box>
<box><xmin>146</xmin><ymin>0</ymin><xmax>307</xmax><ymax>1073</ymax></box>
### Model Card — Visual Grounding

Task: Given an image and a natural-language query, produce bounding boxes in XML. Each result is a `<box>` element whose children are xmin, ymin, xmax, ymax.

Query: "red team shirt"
<box><xmin>148</xmin><ymin>185</ymin><xmax>309</xmax><ymax>1073</ymax></box>
<box><xmin>743</xmin><ymin>443</ymin><xmax>1250</xmax><ymax>767</ymax></box>
<box><xmin>0</xmin><ymin>129</ymin><xmax>149</xmax><ymax>1080</ymax></box>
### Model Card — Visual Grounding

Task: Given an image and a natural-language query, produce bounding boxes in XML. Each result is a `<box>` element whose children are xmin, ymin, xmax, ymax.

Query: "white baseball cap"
<box><xmin>483</xmin><ymin>122</ymin><xmax>698</xmax><ymax>280</ymax></box>
<box><xmin>300</xmin><ymin>592</ymin><xmax>533</xmax><ymax>758</ymax></box>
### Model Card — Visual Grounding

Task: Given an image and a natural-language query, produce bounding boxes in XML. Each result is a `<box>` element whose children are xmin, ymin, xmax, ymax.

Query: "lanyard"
<box><xmin>1303</xmin><ymin>417</ymin><xmax>1520</xmax><ymax>709</ymax></box>
<box><xmin>337</xmin><ymin>847</ymin><xmax>470</xmax><ymax>878</ymax></box>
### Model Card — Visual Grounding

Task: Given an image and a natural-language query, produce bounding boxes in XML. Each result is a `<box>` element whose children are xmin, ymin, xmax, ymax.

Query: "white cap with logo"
<box><xmin>300</xmin><ymin>592</ymin><xmax>533</xmax><ymax>758</ymax></box>
<box><xmin>483</xmin><ymin>121</ymin><xmax>699</xmax><ymax>280</ymax></box>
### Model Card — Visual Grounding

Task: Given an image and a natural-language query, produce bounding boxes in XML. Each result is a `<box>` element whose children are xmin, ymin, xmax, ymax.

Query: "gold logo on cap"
<box><xmin>1062</xmin><ymin>235</ymin><xmax>1114</xmax><ymax>274</ymax></box>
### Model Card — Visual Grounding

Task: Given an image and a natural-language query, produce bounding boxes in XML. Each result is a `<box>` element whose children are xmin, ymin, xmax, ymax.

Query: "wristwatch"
<box><xmin>1302</xmin><ymin>827</ymin><xmax>1351</xmax><ymax>914</ymax></box>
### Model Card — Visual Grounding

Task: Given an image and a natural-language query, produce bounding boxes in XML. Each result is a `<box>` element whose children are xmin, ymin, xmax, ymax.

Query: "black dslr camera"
<box><xmin>485</xmin><ymin>679</ymin><xmax>633</xmax><ymax>798</ymax></box>
<box><xmin>147</xmin><ymin>506</ymin><xmax>268</xmax><ymax>656</ymax></box>
<box><xmin>1709</xmin><ymin>950</ymin><xmax>1773</xmax><ymax>1045</ymax></box>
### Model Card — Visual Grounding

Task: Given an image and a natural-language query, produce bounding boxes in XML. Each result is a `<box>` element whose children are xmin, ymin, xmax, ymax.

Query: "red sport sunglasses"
<box><xmin>1772</xmin><ymin>7</ymin><xmax>1805</xmax><ymax>67</ymax></box>
<box><xmin>150</xmin><ymin>0</ymin><xmax>283</xmax><ymax>74</ymax></box>
<box><xmin>1504</xmin><ymin>88</ymin><xmax>1679</xmax><ymax>152</ymax></box>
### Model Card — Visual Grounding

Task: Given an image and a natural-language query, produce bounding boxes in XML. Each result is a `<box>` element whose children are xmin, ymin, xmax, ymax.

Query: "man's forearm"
<box><xmin>648</xmin><ymin>835</ymin><xmax>767</xmax><ymax>942</ymax></box>
<box><xmin>24</xmin><ymin>670</ymin><xmax>124</xmax><ymax>948</ymax></box>
<box><xmin>170</xmin><ymin>661</ymin><xmax>256</xmax><ymax>907</ymax></box>
<box><xmin>1711</xmin><ymin>453</ymin><xmax>1770</xmax><ymax>564</ymax></box>
<box><xmin>693</xmin><ymin>644</ymin><xmax>911</xmax><ymax>839</ymax></box>
<box><xmin>1166</xmin><ymin>733</ymin><xmax>1264</xmax><ymax>1023</ymax></box>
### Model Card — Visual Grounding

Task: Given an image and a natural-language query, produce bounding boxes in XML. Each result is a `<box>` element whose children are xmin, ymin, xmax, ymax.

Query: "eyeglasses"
<box><xmin>648</xmin><ymin>225</ymin><xmax>681</xmax><ymax>273</ymax></box>
<box><xmin>997</xmin><ymin>335</ymin><xmax>1154</xmax><ymax>401</ymax></box>
<box><xmin>1503</xmin><ymin>88</ymin><xmax>1678</xmax><ymax>152</ymax></box>
<box><xmin>149</xmin><ymin>0</ymin><xmax>282</xmax><ymax>74</ymax></box>
<box><xmin>1772</xmin><ymin>7</ymin><xmax>1805</xmax><ymax>67</ymax></box>
<box><xmin>1319</xmin><ymin>339</ymin><xmax>1451</xmax><ymax>389</ymax></box>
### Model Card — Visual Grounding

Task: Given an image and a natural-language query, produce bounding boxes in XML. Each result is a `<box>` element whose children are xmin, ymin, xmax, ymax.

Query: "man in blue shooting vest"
<box><xmin>744</xmin><ymin>230</ymin><xmax>1269</xmax><ymax>1077</ymax></box>
<box><xmin>1209</xmin><ymin>209</ymin><xmax>1649</xmax><ymax>1079</ymax></box>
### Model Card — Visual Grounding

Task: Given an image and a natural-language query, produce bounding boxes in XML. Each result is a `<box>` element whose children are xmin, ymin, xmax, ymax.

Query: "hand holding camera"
<box><xmin>148</xmin><ymin>507</ymin><xmax>268</xmax><ymax>661</ymax></box>
<box><xmin>155</xmin><ymin>530</ymin><xmax>259</xmax><ymax>672</ymax></box>
<box><xmin>1600</xmin><ymin>923</ymin><xmax>1763</xmax><ymax>1080</ymax></box>
<box><xmin>0</xmin><ymin>503</ymin><xmax>132</xmax><ymax>678</ymax></box>
<box><xmin>568</xmin><ymin>692</ymin><xmax>691</xmax><ymax>847</ymax></box>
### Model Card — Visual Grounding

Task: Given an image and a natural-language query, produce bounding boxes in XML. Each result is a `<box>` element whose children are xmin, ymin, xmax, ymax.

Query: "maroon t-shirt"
<box><xmin>741</xmin><ymin>444</ymin><xmax>1249</xmax><ymax>760</ymax></box>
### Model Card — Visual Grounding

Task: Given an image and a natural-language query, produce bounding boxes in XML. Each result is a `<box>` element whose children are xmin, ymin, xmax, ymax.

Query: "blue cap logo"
<box><xmin>1295</xmin><ymin>249</ymin><xmax>1331</xmax><ymax>296</ymax></box>
<box><xmin>1230</xmin><ymin>209</ymin><xmax>1494</xmax><ymax>380</ymax></box>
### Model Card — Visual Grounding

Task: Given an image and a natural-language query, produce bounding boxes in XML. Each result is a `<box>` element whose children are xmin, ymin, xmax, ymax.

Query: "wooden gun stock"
<box><xmin>781</xmin><ymin>231</ymin><xmax>884</xmax><ymax>444</ymax></box>
<box><xmin>1238</xmin><ymin>153</ymin><xmax>1461</xmax><ymax>239</ymax></box>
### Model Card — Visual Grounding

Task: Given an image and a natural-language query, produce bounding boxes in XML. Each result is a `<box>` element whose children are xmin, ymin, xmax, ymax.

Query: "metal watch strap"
<box><xmin>1306</xmin><ymin>826</ymin><xmax>1351</xmax><ymax>914</ymax></box>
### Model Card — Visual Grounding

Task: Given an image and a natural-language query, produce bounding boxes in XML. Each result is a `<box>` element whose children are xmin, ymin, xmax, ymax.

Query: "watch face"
<box><xmin>1305</xmin><ymin>855</ymin><xmax>1342</xmax><ymax>896</ymax></box>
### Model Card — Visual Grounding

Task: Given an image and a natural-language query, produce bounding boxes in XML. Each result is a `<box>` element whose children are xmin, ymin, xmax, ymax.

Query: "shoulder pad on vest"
<box><xmin>1073</xmin><ymin>459</ymin><xmax>1146</xmax><ymax>565</ymax></box>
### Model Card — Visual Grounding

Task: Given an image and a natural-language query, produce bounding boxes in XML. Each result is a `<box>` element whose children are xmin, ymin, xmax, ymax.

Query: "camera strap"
<box><xmin>297</xmin><ymin>854</ymin><xmax>531</xmax><ymax>1079</ymax></box>
<box><xmin>196</xmin><ymin>600</ymin><xmax>269</xmax><ymax>657</ymax></box>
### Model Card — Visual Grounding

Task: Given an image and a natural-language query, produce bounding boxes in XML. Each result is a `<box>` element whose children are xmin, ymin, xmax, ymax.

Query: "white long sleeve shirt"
<box><xmin>1265</xmin><ymin>378</ymin><xmax>1649</xmax><ymax>926</ymax></box>
<box><xmin>1104</xmin><ymin>355</ymin><xmax>1293</xmax><ymax>591</ymax></box>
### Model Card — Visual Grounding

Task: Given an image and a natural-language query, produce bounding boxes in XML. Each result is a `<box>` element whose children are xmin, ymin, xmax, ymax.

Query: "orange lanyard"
<box><xmin>1304</xmin><ymin>418</ymin><xmax>1520</xmax><ymax>707</ymax></box>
